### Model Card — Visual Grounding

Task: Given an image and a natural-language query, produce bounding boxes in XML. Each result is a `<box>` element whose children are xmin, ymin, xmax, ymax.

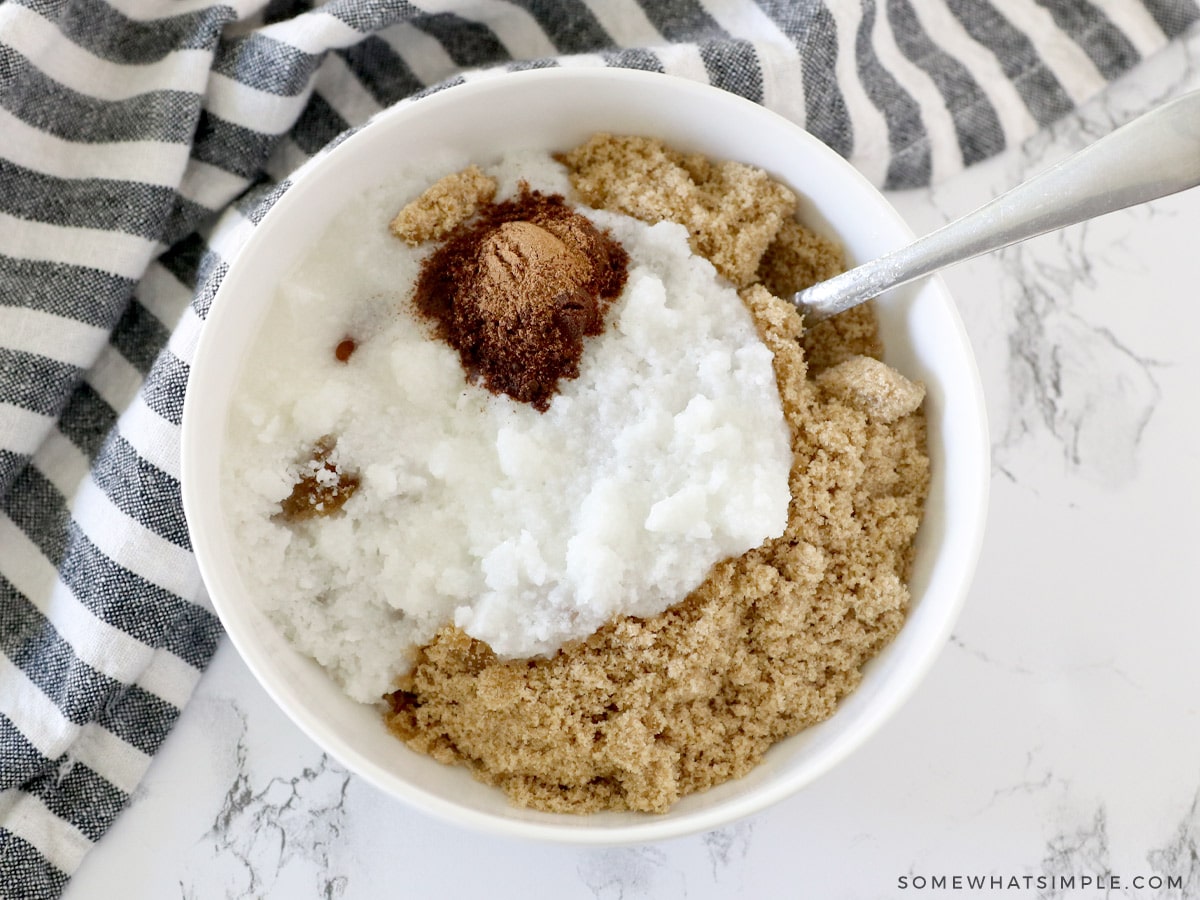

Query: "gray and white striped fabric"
<box><xmin>2</xmin><ymin>0</ymin><xmax>1196</xmax><ymax>894</ymax></box>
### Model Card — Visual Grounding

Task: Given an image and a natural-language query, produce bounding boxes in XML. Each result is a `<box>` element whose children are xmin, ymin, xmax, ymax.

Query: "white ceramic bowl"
<box><xmin>181</xmin><ymin>68</ymin><xmax>989</xmax><ymax>843</ymax></box>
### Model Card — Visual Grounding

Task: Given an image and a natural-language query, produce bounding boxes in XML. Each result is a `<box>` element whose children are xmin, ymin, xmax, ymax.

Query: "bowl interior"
<box><xmin>182</xmin><ymin>69</ymin><xmax>989</xmax><ymax>843</ymax></box>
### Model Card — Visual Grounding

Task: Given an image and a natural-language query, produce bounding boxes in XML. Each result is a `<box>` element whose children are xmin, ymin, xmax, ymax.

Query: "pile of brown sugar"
<box><xmin>384</xmin><ymin>135</ymin><xmax>930</xmax><ymax>814</ymax></box>
<box><xmin>278</xmin><ymin>435</ymin><xmax>359</xmax><ymax>521</ymax></box>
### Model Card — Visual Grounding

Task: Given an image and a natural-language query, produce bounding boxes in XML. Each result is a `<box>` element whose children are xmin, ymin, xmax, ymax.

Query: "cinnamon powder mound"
<box><xmin>384</xmin><ymin>136</ymin><xmax>930</xmax><ymax>814</ymax></box>
<box><xmin>411</xmin><ymin>187</ymin><xmax>628</xmax><ymax>411</ymax></box>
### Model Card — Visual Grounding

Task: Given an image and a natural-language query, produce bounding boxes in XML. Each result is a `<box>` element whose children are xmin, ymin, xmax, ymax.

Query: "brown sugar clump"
<box><xmin>751</xmin><ymin>213</ymin><xmax>883</xmax><ymax>376</ymax></box>
<box><xmin>279</xmin><ymin>436</ymin><xmax>359</xmax><ymax>520</ymax></box>
<box><xmin>757</xmin><ymin>217</ymin><xmax>845</xmax><ymax>298</ymax></box>
<box><xmin>411</xmin><ymin>186</ymin><xmax>628</xmax><ymax>411</ymax></box>
<box><xmin>383</xmin><ymin>138</ymin><xmax>930</xmax><ymax>814</ymax></box>
<box><xmin>389</xmin><ymin>165</ymin><xmax>497</xmax><ymax>245</ymax></box>
<box><xmin>800</xmin><ymin>304</ymin><xmax>885</xmax><ymax>376</ymax></box>
<box><xmin>817</xmin><ymin>355</ymin><xmax>926</xmax><ymax>424</ymax></box>
<box><xmin>560</xmin><ymin>134</ymin><xmax>797</xmax><ymax>288</ymax></box>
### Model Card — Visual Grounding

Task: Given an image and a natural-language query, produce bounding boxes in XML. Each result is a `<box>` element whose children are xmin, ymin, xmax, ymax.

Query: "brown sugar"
<box><xmin>279</xmin><ymin>435</ymin><xmax>360</xmax><ymax>521</ymax></box>
<box><xmin>560</xmin><ymin>134</ymin><xmax>797</xmax><ymax>288</ymax></box>
<box><xmin>410</xmin><ymin>186</ymin><xmax>628</xmax><ymax>411</ymax></box>
<box><xmin>383</xmin><ymin>136</ymin><xmax>929</xmax><ymax>814</ymax></box>
<box><xmin>758</xmin><ymin>217</ymin><xmax>846</xmax><ymax>298</ymax></box>
<box><xmin>817</xmin><ymin>355</ymin><xmax>926</xmax><ymax>424</ymax></box>
<box><xmin>389</xmin><ymin>165</ymin><xmax>497</xmax><ymax>245</ymax></box>
<box><xmin>334</xmin><ymin>338</ymin><xmax>356</xmax><ymax>362</ymax></box>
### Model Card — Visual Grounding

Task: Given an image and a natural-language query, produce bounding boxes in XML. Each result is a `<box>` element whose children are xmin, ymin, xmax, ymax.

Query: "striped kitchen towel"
<box><xmin>1</xmin><ymin>0</ymin><xmax>1196</xmax><ymax>895</ymax></box>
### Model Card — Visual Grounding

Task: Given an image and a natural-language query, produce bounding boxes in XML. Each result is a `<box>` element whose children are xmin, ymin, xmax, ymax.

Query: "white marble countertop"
<box><xmin>62</xmin><ymin>33</ymin><xmax>1200</xmax><ymax>900</ymax></box>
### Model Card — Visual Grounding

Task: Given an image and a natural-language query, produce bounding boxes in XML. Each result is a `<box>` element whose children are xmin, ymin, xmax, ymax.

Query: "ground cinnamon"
<box><xmin>411</xmin><ymin>186</ymin><xmax>628</xmax><ymax>410</ymax></box>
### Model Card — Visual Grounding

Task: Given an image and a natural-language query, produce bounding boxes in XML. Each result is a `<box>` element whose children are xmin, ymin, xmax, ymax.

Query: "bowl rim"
<box><xmin>181</xmin><ymin>66</ymin><xmax>990</xmax><ymax>844</ymax></box>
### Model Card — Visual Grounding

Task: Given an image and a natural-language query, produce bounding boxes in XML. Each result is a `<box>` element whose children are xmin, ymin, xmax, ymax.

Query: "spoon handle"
<box><xmin>795</xmin><ymin>89</ymin><xmax>1200</xmax><ymax>321</ymax></box>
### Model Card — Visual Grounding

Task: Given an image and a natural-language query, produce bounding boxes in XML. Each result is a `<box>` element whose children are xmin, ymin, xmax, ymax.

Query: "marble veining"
<box><xmin>198</xmin><ymin>750</ymin><xmax>351</xmax><ymax>898</ymax></box>
<box><xmin>700</xmin><ymin>821</ymin><xmax>753</xmax><ymax>881</ymax></box>
<box><xmin>972</xmin><ymin>750</ymin><xmax>1060</xmax><ymax>817</ymax></box>
<box><xmin>1034</xmin><ymin>794</ymin><xmax>1200</xmax><ymax>900</ymax></box>
<box><xmin>1039</xmin><ymin>806</ymin><xmax>1112</xmax><ymax>898</ymax></box>
<box><xmin>1145</xmin><ymin>789</ymin><xmax>1200</xmax><ymax>898</ymax></box>
<box><xmin>997</xmin><ymin>233</ymin><xmax>1163</xmax><ymax>487</ymax></box>
<box><xmin>577</xmin><ymin>846</ymin><xmax>678</xmax><ymax>900</ymax></box>
<box><xmin>947</xmin><ymin>634</ymin><xmax>1036</xmax><ymax>675</ymax></box>
<box><xmin>178</xmin><ymin>701</ymin><xmax>353</xmax><ymax>899</ymax></box>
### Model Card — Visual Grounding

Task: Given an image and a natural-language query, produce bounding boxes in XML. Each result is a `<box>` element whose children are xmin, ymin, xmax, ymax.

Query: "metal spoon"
<box><xmin>794</xmin><ymin>89</ymin><xmax>1200</xmax><ymax>322</ymax></box>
